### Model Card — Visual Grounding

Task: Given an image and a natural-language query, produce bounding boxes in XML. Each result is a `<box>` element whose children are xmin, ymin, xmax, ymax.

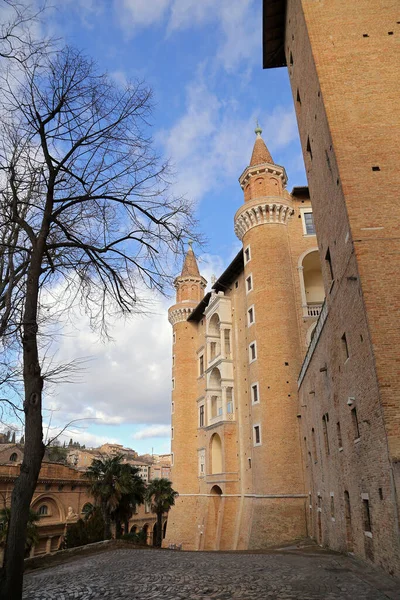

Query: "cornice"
<box><xmin>173</xmin><ymin>275</ymin><xmax>207</xmax><ymax>290</ymax></box>
<box><xmin>234</xmin><ymin>198</ymin><xmax>294</xmax><ymax>240</ymax></box>
<box><xmin>168</xmin><ymin>306</ymin><xmax>194</xmax><ymax>326</ymax></box>
<box><xmin>238</xmin><ymin>162</ymin><xmax>288</xmax><ymax>189</ymax></box>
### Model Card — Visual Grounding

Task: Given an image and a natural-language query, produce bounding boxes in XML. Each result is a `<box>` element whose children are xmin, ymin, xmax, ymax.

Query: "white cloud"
<box><xmin>118</xmin><ymin>0</ymin><xmax>170</xmax><ymax>31</ymax></box>
<box><xmin>133</xmin><ymin>424</ymin><xmax>170</xmax><ymax>440</ymax></box>
<box><xmin>157</xmin><ymin>72</ymin><xmax>298</xmax><ymax>204</ymax></box>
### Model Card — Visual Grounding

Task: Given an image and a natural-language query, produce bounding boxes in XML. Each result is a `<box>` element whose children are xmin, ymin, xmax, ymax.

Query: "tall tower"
<box><xmin>165</xmin><ymin>244</ymin><xmax>207</xmax><ymax>547</ymax></box>
<box><xmin>234</xmin><ymin>126</ymin><xmax>306</xmax><ymax>545</ymax></box>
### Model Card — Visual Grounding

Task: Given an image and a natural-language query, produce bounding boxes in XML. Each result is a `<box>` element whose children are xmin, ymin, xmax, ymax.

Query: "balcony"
<box><xmin>206</xmin><ymin>472</ymin><xmax>239</xmax><ymax>485</ymax></box>
<box><xmin>306</xmin><ymin>303</ymin><xmax>323</xmax><ymax>318</ymax></box>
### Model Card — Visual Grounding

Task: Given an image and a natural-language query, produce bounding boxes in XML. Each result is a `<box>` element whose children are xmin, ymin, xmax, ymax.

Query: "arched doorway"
<box><xmin>130</xmin><ymin>525</ymin><xmax>137</xmax><ymax>534</ymax></box>
<box><xmin>152</xmin><ymin>522</ymin><xmax>159</xmax><ymax>547</ymax></box>
<box><xmin>204</xmin><ymin>485</ymin><xmax>223</xmax><ymax>551</ymax></box>
<box><xmin>211</xmin><ymin>433</ymin><xmax>223</xmax><ymax>474</ymax></box>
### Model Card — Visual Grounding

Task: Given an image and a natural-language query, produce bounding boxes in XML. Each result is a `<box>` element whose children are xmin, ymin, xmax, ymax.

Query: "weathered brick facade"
<box><xmin>262</xmin><ymin>0</ymin><xmax>400</xmax><ymax>577</ymax></box>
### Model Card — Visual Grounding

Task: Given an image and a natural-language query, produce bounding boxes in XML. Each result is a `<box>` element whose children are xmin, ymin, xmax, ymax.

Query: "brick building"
<box><xmin>166</xmin><ymin>0</ymin><xmax>400</xmax><ymax>578</ymax></box>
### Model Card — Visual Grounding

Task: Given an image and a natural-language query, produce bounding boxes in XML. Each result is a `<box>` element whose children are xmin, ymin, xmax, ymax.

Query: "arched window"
<box><xmin>38</xmin><ymin>505</ymin><xmax>48</xmax><ymax>516</ymax></box>
<box><xmin>208</xmin><ymin>313</ymin><xmax>220</xmax><ymax>336</ymax></box>
<box><xmin>209</xmin><ymin>367</ymin><xmax>221</xmax><ymax>389</ymax></box>
<box><xmin>81</xmin><ymin>503</ymin><xmax>93</xmax><ymax>515</ymax></box>
<box><xmin>211</xmin><ymin>433</ymin><xmax>223</xmax><ymax>474</ymax></box>
<box><xmin>9</xmin><ymin>453</ymin><xmax>17</xmax><ymax>462</ymax></box>
<box><xmin>299</xmin><ymin>249</ymin><xmax>324</xmax><ymax>317</ymax></box>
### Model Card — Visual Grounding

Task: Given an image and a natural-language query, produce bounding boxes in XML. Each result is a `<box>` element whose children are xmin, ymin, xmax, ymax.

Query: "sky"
<box><xmin>2</xmin><ymin>0</ymin><xmax>307</xmax><ymax>454</ymax></box>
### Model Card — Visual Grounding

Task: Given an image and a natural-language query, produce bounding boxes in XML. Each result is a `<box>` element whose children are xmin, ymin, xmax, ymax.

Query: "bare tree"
<box><xmin>0</xmin><ymin>46</ymin><xmax>199</xmax><ymax>599</ymax></box>
<box><xmin>0</xmin><ymin>0</ymin><xmax>50</xmax><ymax>64</ymax></box>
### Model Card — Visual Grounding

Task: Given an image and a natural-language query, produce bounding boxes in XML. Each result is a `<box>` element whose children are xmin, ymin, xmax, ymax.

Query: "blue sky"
<box><xmin>4</xmin><ymin>1</ymin><xmax>307</xmax><ymax>454</ymax></box>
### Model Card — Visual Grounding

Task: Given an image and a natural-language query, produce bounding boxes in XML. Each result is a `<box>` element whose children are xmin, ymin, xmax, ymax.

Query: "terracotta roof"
<box><xmin>180</xmin><ymin>244</ymin><xmax>200</xmax><ymax>277</ymax></box>
<box><xmin>250</xmin><ymin>133</ymin><xmax>274</xmax><ymax>166</ymax></box>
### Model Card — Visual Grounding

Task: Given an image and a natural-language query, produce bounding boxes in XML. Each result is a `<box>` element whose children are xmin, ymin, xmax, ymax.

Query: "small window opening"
<box><xmin>363</xmin><ymin>498</ymin><xmax>372</xmax><ymax>532</ymax></box>
<box><xmin>351</xmin><ymin>407</ymin><xmax>360</xmax><ymax>440</ymax></box>
<box><xmin>38</xmin><ymin>505</ymin><xmax>48</xmax><ymax>516</ymax></box>
<box><xmin>289</xmin><ymin>51</ymin><xmax>293</xmax><ymax>65</ymax></box>
<box><xmin>199</xmin><ymin>355</ymin><xmax>204</xmax><ymax>376</ymax></box>
<box><xmin>388</xmin><ymin>31</ymin><xmax>394</xmax><ymax>35</ymax></box>
<box><xmin>248</xmin><ymin>306</ymin><xmax>255</xmax><ymax>325</ymax></box>
<box><xmin>341</xmin><ymin>333</ymin><xmax>349</xmax><ymax>361</ymax></box>
<box><xmin>296</xmin><ymin>89</ymin><xmax>301</xmax><ymax>105</ymax></box>
<box><xmin>9</xmin><ymin>453</ymin><xmax>17</xmax><ymax>462</ymax></box>
<box><xmin>363</xmin><ymin>33</ymin><xmax>369</xmax><ymax>37</ymax></box>
<box><xmin>244</xmin><ymin>246</ymin><xmax>251</xmax><ymax>263</ymax></box>
<box><xmin>235</xmin><ymin>281</ymin><xmax>239</xmax><ymax>289</ymax></box>
<box><xmin>249</xmin><ymin>342</ymin><xmax>257</xmax><ymax>362</ymax></box>
<box><xmin>322</xmin><ymin>414</ymin><xmax>330</xmax><ymax>455</ymax></box>
<box><xmin>246</xmin><ymin>275</ymin><xmax>253</xmax><ymax>292</ymax></box>
<box><xmin>199</xmin><ymin>405</ymin><xmax>204</xmax><ymax>428</ymax></box>
<box><xmin>330</xmin><ymin>495</ymin><xmax>335</xmax><ymax>518</ymax></box>
<box><xmin>251</xmin><ymin>383</ymin><xmax>259</xmax><ymax>403</ymax></box>
<box><xmin>378</xmin><ymin>488</ymin><xmax>383</xmax><ymax>500</ymax></box>
<box><xmin>306</xmin><ymin>136</ymin><xmax>313</xmax><ymax>160</ymax></box>
<box><xmin>254</xmin><ymin>425</ymin><xmax>261</xmax><ymax>445</ymax></box>
<box><xmin>372</xmin><ymin>166</ymin><xmax>380</xmax><ymax>171</ymax></box>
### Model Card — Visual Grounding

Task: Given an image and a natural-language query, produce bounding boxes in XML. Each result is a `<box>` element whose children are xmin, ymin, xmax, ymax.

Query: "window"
<box><xmin>172</xmin><ymin>378</ymin><xmax>175</xmax><ymax>390</ymax></box>
<box><xmin>199</xmin><ymin>405</ymin><xmax>204</xmax><ymax>427</ymax></box>
<box><xmin>172</xmin><ymin>354</ymin><xmax>175</xmax><ymax>367</ymax></box>
<box><xmin>171</xmin><ymin>401</ymin><xmax>174</xmax><ymax>414</ymax></box>
<box><xmin>253</xmin><ymin>425</ymin><xmax>261</xmax><ymax>446</ymax></box>
<box><xmin>251</xmin><ymin>383</ymin><xmax>259</xmax><ymax>404</ymax></box>
<box><xmin>249</xmin><ymin>341</ymin><xmax>257</xmax><ymax>363</ymax></box>
<box><xmin>341</xmin><ymin>333</ymin><xmax>349</xmax><ymax>362</ymax></box>
<box><xmin>362</xmin><ymin>497</ymin><xmax>372</xmax><ymax>533</ymax></box>
<box><xmin>330</xmin><ymin>494</ymin><xmax>335</xmax><ymax>519</ymax></box>
<box><xmin>246</xmin><ymin>274</ymin><xmax>253</xmax><ymax>293</ymax></box>
<box><xmin>173</xmin><ymin>332</ymin><xmax>176</xmax><ymax>344</ymax></box>
<box><xmin>247</xmin><ymin>306</ymin><xmax>255</xmax><ymax>326</ymax></box>
<box><xmin>244</xmin><ymin>245</ymin><xmax>251</xmax><ymax>263</ymax></box>
<box><xmin>337</xmin><ymin>421</ymin><xmax>343</xmax><ymax>449</ymax></box>
<box><xmin>322</xmin><ymin>413</ymin><xmax>330</xmax><ymax>455</ymax></box>
<box><xmin>351</xmin><ymin>407</ymin><xmax>360</xmax><ymax>440</ymax></box>
<box><xmin>226</xmin><ymin>387</ymin><xmax>233</xmax><ymax>414</ymax></box>
<box><xmin>38</xmin><ymin>505</ymin><xmax>48</xmax><ymax>516</ymax></box>
<box><xmin>325</xmin><ymin>248</ymin><xmax>334</xmax><ymax>287</ymax></box>
<box><xmin>171</xmin><ymin>453</ymin><xmax>174</xmax><ymax>466</ymax></box>
<box><xmin>82</xmin><ymin>503</ymin><xmax>92</xmax><ymax>515</ymax></box>
<box><xmin>171</xmin><ymin>427</ymin><xmax>174</xmax><ymax>440</ymax></box>
<box><xmin>9</xmin><ymin>453</ymin><xmax>17</xmax><ymax>462</ymax></box>
<box><xmin>303</xmin><ymin>211</ymin><xmax>316</xmax><ymax>235</ymax></box>
<box><xmin>199</xmin><ymin>354</ymin><xmax>204</xmax><ymax>376</ymax></box>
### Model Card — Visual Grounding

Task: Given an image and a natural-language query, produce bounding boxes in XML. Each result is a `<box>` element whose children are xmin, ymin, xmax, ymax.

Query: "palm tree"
<box><xmin>0</xmin><ymin>507</ymin><xmax>40</xmax><ymax>557</ymax></box>
<box><xmin>145</xmin><ymin>478</ymin><xmax>178</xmax><ymax>548</ymax></box>
<box><xmin>86</xmin><ymin>455</ymin><xmax>144</xmax><ymax>540</ymax></box>
<box><xmin>112</xmin><ymin>465</ymin><xmax>146</xmax><ymax>537</ymax></box>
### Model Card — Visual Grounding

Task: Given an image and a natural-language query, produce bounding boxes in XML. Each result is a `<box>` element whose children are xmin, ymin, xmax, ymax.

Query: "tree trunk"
<box><xmin>102</xmin><ymin>502</ymin><xmax>112</xmax><ymax>540</ymax></box>
<box><xmin>156</xmin><ymin>511</ymin><xmax>163</xmax><ymax>548</ymax></box>
<box><xmin>124</xmin><ymin>518</ymin><xmax>129</xmax><ymax>535</ymax></box>
<box><xmin>0</xmin><ymin>256</ymin><xmax>45</xmax><ymax>600</ymax></box>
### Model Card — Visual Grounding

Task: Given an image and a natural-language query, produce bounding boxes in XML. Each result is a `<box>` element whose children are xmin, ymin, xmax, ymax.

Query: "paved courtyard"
<box><xmin>23</xmin><ymin>546</ymin><xmax>400</xmax><ymax>600</ymax></box>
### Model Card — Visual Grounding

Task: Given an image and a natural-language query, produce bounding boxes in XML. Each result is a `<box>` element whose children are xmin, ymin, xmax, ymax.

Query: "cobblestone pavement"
<box><xmin>23</xmin><ymin>547</ymin><xmax>400</xmax><ymax>600</ymax></box>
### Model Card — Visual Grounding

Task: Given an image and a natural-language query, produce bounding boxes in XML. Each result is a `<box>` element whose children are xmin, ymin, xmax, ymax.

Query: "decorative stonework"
<box><xmin>234</xmin><ymin>200</ymin><xmax>295</xmax><ymax>240</ymax></box>
<box><xmin>168</xmin><ymin>306</ymin><xmax>193</xmax><ymax>326</ymax></box>
<box><xmin>238</xmin><ymin>163</ymin><xmax>288</xmax><ymax>189</ymax></box>
<box><xmin>174</xmin><ymin>275</ymin><xmax>207</xmax><ymax>290</ymax></box>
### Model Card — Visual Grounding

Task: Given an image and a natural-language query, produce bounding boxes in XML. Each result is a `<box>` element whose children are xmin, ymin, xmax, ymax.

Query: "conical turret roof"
<box><xmin>250</xmin><ymin>123</ymin><xmax>273</xmax><ymax>166</ymax></box>
<box><xmin>181</xmin><ymin>242</ymin><xmax>200</xmax><ymax>277</ymax></box>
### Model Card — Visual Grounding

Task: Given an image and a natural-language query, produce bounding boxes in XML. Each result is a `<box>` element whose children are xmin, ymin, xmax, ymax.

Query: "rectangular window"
<box><xmin>199</xmin><ymin>405</ymin><xmax>204</xmax><ymax>428</ymax></box>
<box><xmin>171</xmin><ymin>452</ymin><xmax>174</xmax><ymax>466</ymax></box>
<box><xmin>199</xmin><ymin>354</ymin><xmax>204</xmax><ymax>376</ymax></box>
<box><xmin>249</xmin><ymin>341</ymin><xmax>257</xmax><ymax>362</ymax></box>
<box><xmin>224</xmin><ymin>329</ymin><xmax>231</xmax><ymax>357</ymax></box>
<box><xmin>173</xmin><ymin>332</ymin><xmax>176</xmax><ymax>344</ymax></box>
<box><xmin>172</xmin><ymin>354</ymin><xmax>175</xmax><ymax>367</ymax></box>
<box><xmin>325</xmin><ymin>248</ymin><xmax>334</xmax><ymax>287</ymax></box>
<box><xmin>341</xmin><ymin>333</ymin><xmax>349</xmax><ymax>361</ymax></box>
<box><xmin>312</xmin><ymin>428</ymin><xmax>317</xmax><ymax>463</ymax></box>
<box><xmin>247</xmin><ymin>306</ymin><xmax>255</xmax><ymax>326</ymax></box>
<box><xmin>171</xmin><ymin>427</ymin><xmax>174</xmax><ymax>440</ymax></box>
<box><xmin>304</xmin><ymin>211</ymin><xmax>316</xmax><ymax>235</ymax></box>
<box><xmin>330</xmin><ymin>494</ymin><xmax>335</xmax><ymax>519</ymax></box>
<box><xmin>251</xmin><ymin>383</ymin><xmax>259</xmax><ymax>403</ymax></box>
<box><xmin>336</xmin><ymin>421</ymin><xmax>343</xmax><ymax>449</ymax></box>
<box><xmin>171</xmin><ymin>401</ymin><xmax>174</xmax><ymax>414</ymax></box>
<box><xmin>244</xmin><ymin>245</ymin><xmax>251</xmax><ymax>263</ymax></box>
<box><xmin>246</xmin><ymin>274</ymin><xmax>253</xmax><ymax>293</ymax></box>
<box><xmin>253</xmin><ymin>425</ymin><xmax>261</xmax><ymax>446</ymax></box>
<box><xmin>322</xmin><ymin>413</ymin><xmax>330</xmax><ymax>455</ymax></box>
<box><xmin>351</xmin><ymin>407</ymin><xmax>360</xmax><ymax>440</ymax></box>
<box><xmin>172</xmin><ymin>378</ymin><xmax>175</xmax><ymax>390</ymax></box>
<box><xmin>362</xmin><ymin>498</ymin><xmax>372</xmax><ymax>532</ymax></box>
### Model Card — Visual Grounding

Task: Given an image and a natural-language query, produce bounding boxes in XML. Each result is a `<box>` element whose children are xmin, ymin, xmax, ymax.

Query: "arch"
<box><xmin>208</xmin><ymin>313</ymin><xmax>220</xmax><ymax>336</ymax></box>
<box><xmin>130</xmin><ymin>524</ymin><xmax>137</xmax><ymax>534</ymax></box>
<box><xmin>298</xmin><ymin>248</ymin><xmax>324</xmax><ymax>317</ymax></box>
<box><xmin>31</xmin><ymin>494</ymin><xmax>64</xmax><ymax>521</ymax></box>
<box><xmin>81</xmin><ymin>503</ymin><xmax>92</xmax><ymax>515</ymax></box>
<box><xmin>210</xmin><ymin>433</ymin><xmax>223</xmax><ymax>474</ymax></box>
<box><xmin>9</xmin><ymin>453</ymin><xmax>17</xmax><ymax>462</ymax></box>
<box><xmin>209</xmin><ymin>367</ymin><xmax>221</xmax><ymax>389</ymax></box>
<box><xmin>210</xmin><ymin>485</ymin><xmax>222</xmax><ymax>496</ymax></box>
